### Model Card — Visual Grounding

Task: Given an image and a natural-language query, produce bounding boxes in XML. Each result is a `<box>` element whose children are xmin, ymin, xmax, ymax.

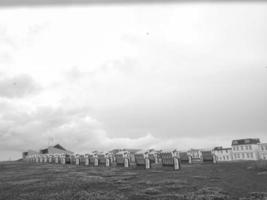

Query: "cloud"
<box><xmin>0</xmin><ymin>74</ymin><xmax>41</xmax><ymax>98</ymax></box>
<box><xmin>0</xmin><ymin>103</ymin><xmax>158</xmax><ymax>160</ymax></box>
<box><xmin>0</xmin><ymin>102</ymin><xmax>231</xmax><ymax>161</ymax></box>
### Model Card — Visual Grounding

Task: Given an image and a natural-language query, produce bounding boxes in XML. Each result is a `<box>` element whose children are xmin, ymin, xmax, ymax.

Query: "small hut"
<box><xmin>96</xmin><ymin>152</ymin><xmax>112</xmax><ymax>167</ymax></box>
<box><xmin>187</xmin><ymin>149</ymin><xmax>202</xmax><ymax>164</ymax></box>
<box><xmin>115</xmin><ymin>151</ymin><xmax>130</xmax><ymax>167</ymax></box>
<box><xmin>70</xmin><ymin>154</ymin><xmax>76</xmax><ymax>165</ymax></box>
<box><xmin>201</xmin><ymin>150</ymin><xmax>214</xmax><ymax>163</ymax></box>
<box><xmin>179</xmin><ymin>151</ymin><xmax>190</xmax><ymax>164</ymax></box>
<box><xmin>65</xmin><ymin>154</ymin><xmax>71</xmax><ymax>164</ymax></box>
<box><xmin>160</xmin><ymin>149</ymin><xmax>181</xmax><ymax>170</ymax></box>
<box><xmin>148</xmin><ymin>149</ymin><xmax>160</xmax><ymax>165</ymax></box>
<box><xmin>134</xmin><ymin>150</ymin><xmax>148</xmax><ymax>166</ymax></box>
<box><xmin>48</xmin><ymin>154</ymin><xmax>53</xmax><ymax>163</ymax></box>
<box><xmin>86</xmin><ymin>151</ymin><xmax>98</xmax><ymax>166</ymax></box>
<box><xmin>79</xmin><ymin>154</ymin><xmax>86</xmax><ymax>165</ymax></box>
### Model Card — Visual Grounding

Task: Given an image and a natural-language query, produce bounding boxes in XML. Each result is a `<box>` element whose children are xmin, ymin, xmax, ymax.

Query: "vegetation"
<box><xmin>0</xmin><ymin>161</ymin><xmax>266</xmax><ymax>200</ymax></box>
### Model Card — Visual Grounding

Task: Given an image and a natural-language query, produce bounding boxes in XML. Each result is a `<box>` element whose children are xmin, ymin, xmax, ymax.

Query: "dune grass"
<box><xmin>0</xmin><ymin>161</ymin><xmax>267</xmax><ymax>200</ymax></box>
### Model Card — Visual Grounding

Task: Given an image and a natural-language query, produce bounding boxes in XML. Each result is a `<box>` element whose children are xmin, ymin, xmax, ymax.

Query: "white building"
<box><xmin>231</xmin><ymin>138</ymin><xmax>260</xmax><ymax>161</ymax></box>
<box><xmin>258</xmin><ymin>143</ymin><xmax>267</xmax><ymax>160</ymax></box>
<box><xmin>213</xmin><ymin>147</ymin><xmax>233</xmax><ymax>162</ymax></box>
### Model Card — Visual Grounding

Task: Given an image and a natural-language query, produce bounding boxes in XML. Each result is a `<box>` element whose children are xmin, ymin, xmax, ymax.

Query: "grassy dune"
<box><xmin>0</xmin><ymin>161</ymin><xmax>267</xmax><ymax>200</ymax></box>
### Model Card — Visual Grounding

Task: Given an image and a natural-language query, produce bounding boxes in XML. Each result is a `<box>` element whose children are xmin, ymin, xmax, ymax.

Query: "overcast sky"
<box><xmin>0</xmin><ymin>2</ymin><xmax>267</xmax><ymax>161</ymax></box>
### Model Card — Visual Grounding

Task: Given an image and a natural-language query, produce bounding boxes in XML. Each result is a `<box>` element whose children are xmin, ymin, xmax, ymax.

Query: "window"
<box><xmin>245</xmin><ymin>146</ymin><xmax>248</xmax><ymax>150</ymax></box>
<box><xmin>226</xmin><ymin>155</ymin><xmax>229</xmax><ymax>160</ymax></box>
<box><xmin>241</xmin><ymin>146</ymin><xmax>243</xmax><ymax>150</ymax></box>
<box><xmin>236</xmin><ymin>146</ymin><xmax>239</xmax><ymax>151</ymax></box>
<box><xmin>237</xmin><ymin>154</ymin><xmax>240</xmax><ymax>158</ymax></box>
<box><xmin>265</xmin><ymin>145</ymin><xmax>267</xmax><ymax>151</ymax></box>
<box><xmin>247</xmin><ymin>153</ymin><xmax>250</xmax><ymax>158</ymax></box>
<box><xmin>249</xmin><ymin>145</ymin><xmax>252</xmax><ymax>150</ymax></box>
<box><xmin>262</xmin><ymin>146</ymin><xmax>264</xmax><ymax>151</ymax></box>
<box><xmin>223</xmin><ymin>156</ymin><xmax>225</xmax><ymax>160</ymax></box>
<box><xmin>226</xmin><ymin>150</ymin><xmax>228</xmax><ymax>153</ymax></box>
<box><xmin>242</xmin><ymin>153</ymin><xmax>245</xmax><ymax>158</ymax></box>
<box><xmin>250</xmin><ymin>153</ymin><xmax>253</xmax><ymax>158</ymax></box>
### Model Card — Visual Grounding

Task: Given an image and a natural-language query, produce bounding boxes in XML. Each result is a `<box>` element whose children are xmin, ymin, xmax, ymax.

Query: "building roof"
<box><xmin>53</xmin><ymin>144</ymin><xmax>66</xmax><ymax>151</ymax></box>
<box><xmin>213</xmin><ymin>146</ymin><xmax>232</xmax><ymax>151</ymax></box>
<box><xmin>231</xmin><ymin>138</ymin><xmax>260</xmax><ymax>146</ymax></box>
<box><xmin>40</xmin><ymin>144</ymin><xmax>73</xmax><ymax>155</ymax></box>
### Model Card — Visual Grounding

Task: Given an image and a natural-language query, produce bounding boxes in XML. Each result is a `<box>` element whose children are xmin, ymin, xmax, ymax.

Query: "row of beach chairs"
<box><xmin>25</xmin><ymin>149</ymin><xmax>217</xmax><ymax>171</ymax></box>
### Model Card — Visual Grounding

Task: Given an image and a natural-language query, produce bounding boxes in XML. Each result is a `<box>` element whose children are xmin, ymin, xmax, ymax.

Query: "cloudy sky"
<box><xmin>0</xmin><ymin>2</ymin><xmax>267</xmax><ymax>160</ymax></box>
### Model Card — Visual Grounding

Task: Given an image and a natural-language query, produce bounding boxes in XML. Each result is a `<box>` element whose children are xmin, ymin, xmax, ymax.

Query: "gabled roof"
<box><xmin>53</xmin><ymin>144</ymin><xmax>66</xmax><ymax>151</ymax></box>
<box><xmin>232</xmin><ymin>138</ymin><xmax>260</xmax><ymax>146</ymax></box>
<box><xmin>39</xmin><ymin>144</ymin><xmax>73</xmax><ymax>155</ymax></box>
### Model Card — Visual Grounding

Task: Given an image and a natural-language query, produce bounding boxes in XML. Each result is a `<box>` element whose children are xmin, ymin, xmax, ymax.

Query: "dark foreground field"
<box><xmin>0</xmin><ymin>161</ymin><xmax>267</xmax><ymax>200</ymax></box>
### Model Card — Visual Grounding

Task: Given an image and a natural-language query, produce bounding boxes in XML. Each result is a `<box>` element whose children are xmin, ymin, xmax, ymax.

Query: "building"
<box><xmin>213</xmin><ymin>146</ymin><xmax>233</xmax><ymax>162</ymax></box>
<box><xmin>231</xmin><ymin>138</ymin><xmax>260</xmax><ymax>161</ymax></box>
<box><xmin>39</xmin><ymin>144</ymin><xmax>73</xmax><ymax>155</ymax></box>
<box><xmin>258</xmin><ymin>143</ymin><xmax>267</xmax><ymax>160</ymax></box>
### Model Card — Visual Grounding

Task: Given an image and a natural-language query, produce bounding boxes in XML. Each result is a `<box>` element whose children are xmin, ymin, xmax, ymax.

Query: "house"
<box><xmin>39</xmin><ymin>144</ymin><xmax>73</xmax><ymax>155</ymax></box>
<box><xmin>258</xmin><ymin>143</ymin><xmax>267</xmax><ymax>160</ymax></box>
<box><xmin>231</xmin><ymin>138</ymin><xmax>260</xmax><ymax>161</ymax></box>
<box><xmin>213</xmin><ymin>146</ymin><xmax>233</xmax><ymax>162</ymax></box>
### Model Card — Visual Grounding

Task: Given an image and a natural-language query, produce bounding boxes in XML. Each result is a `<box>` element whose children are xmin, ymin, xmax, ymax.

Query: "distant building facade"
<box><xmin>231</xmin><ymin>138</ymin><xmax>260</xmax><ymax>161</ymax></box>
<box><xmin>258</xmin><ymin>143</ymin><xmax>267</xmax><ymax>160</ymax></box>
<box><xmin>213</xmin><ymin>147</ymin><xmax>233</xmax><ymax>162</ymax></box>
<box><xmin>23</xmin><ymin>144</ymin><xmax>73</xmax><ymax>160</ymax></box>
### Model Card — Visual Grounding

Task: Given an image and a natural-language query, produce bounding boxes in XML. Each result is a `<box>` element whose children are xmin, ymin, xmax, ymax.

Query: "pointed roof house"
<box><xmin>40</xmin><ymin>144</ymin><xmax>73</xmax><ymax>155</ymax></box>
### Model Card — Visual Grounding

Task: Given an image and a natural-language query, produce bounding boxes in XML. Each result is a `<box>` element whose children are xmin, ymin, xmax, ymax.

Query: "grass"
<box><xmin>252</xmin><ymin>160</ymin><xmax>267</xmax><ymax>171</ymax></box>
<box><xmin>0</xmin><ymin>161</ymin><xmax>267</xmax><ymax>200</ymax></box>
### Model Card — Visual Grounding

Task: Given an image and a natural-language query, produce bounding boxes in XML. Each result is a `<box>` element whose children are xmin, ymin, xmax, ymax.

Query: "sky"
<box><xmin>0</xmin><ymin>2</ymin><xmax>267</xmax><ymax>161</ymax></box>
